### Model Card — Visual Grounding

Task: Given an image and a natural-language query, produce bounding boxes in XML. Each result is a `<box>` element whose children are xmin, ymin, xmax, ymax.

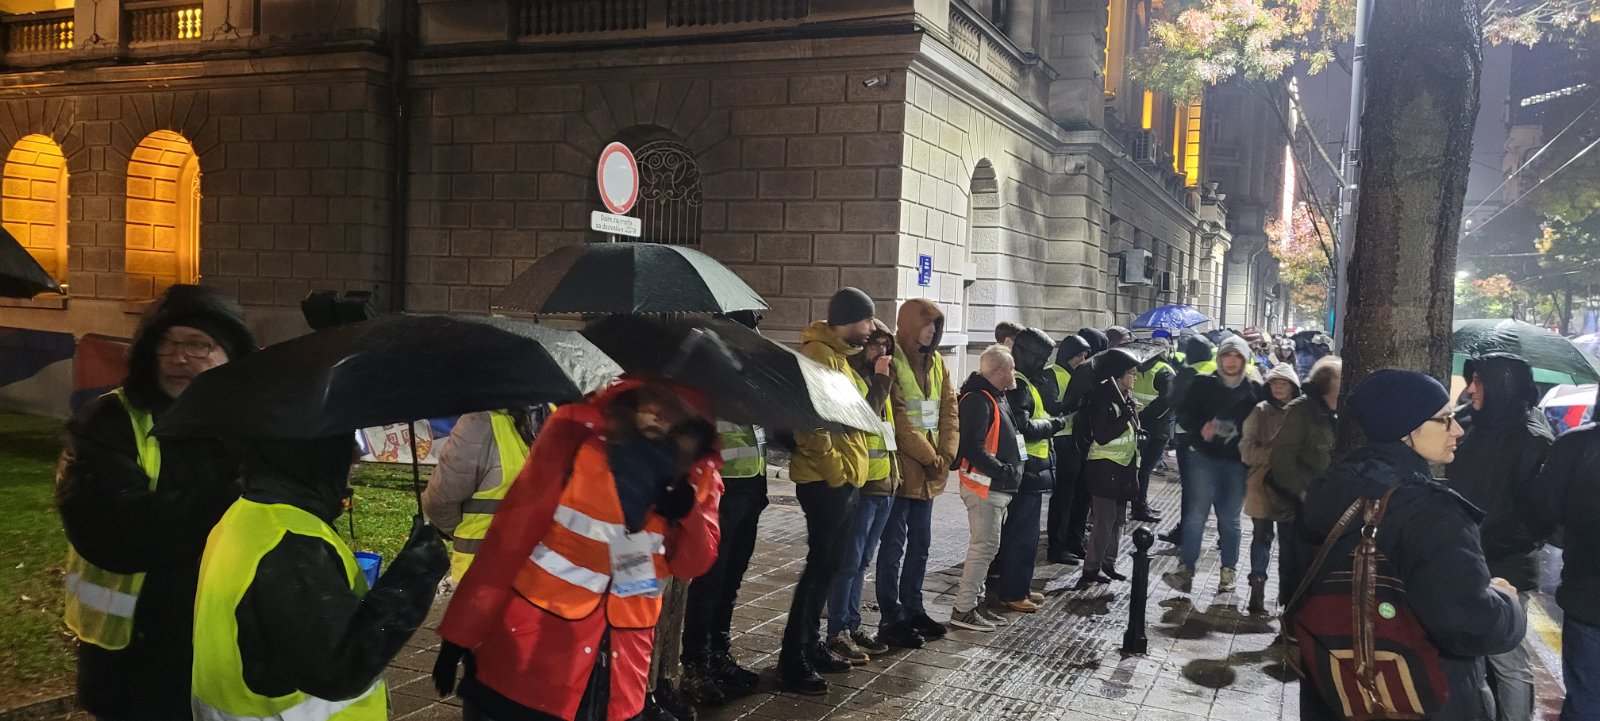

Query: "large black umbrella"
<box><xmin>1451</xmin><ymin>318</ymin><xmax>1600</xmax><ymax>384</ymax></box>
<box><xmin>152</xmin><ymin>314</ymin><xmax>615</xmax><ymax>441</ymax></box>
<box><xmin>493</xmin><ymin>242</ymin><xmax>767</xmax><ymax>315</ymax></box>
<box><xmin>0</xmin><ymin>227</ymin><xmax>64</xmax><ymax>298</ymax></box>
<box><xmin>581</xmin><ymin>315</ymin><xmax>882</xmax><ymax>434</ymax></box>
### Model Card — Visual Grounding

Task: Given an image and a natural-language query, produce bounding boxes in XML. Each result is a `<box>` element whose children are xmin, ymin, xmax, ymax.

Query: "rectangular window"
<box><xmin>1182</xmin><ymin>98</ymin><xmax>1202</xmax><ymax>186</ymax></box>
<box><xmin>1141</xmin><ymin>89</ymin><xmax>1154</xmax><ymax>130</ymax></box>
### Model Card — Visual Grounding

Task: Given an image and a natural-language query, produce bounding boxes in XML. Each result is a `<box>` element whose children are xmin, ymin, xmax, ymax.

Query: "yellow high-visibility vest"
<box><xmin>63</xmin><ymin>389</ymin><xmax>160</xmax><ymax>651</ymax></box>
<box><xmin>448</xmin><ymin>410</ymin><xmax>532</xmax><ymax>582</ymax></box>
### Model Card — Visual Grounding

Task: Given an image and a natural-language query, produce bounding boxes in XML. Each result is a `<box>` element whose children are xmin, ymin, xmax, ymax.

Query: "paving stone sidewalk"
<box><xmin>388</xmin><ymin>465</ymin><xmax>1305</xmax><ymax>721</ymax></box>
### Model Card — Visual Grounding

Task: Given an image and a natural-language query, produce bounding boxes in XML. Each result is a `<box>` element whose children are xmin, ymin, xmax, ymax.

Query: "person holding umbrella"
<box><xmin>776</xmin><ymin>287</ymin><xmax>875</xmax><ymax>694</ymax></box>
<box><xmin>190</xmin><ymin>435</ymin><xmax>450</xmax><ymax>721</ymax></box>
<box><xmin>877</xmin><ymin>299</ymin><xmax>959</xmax><ymax>649</ymax></box>
<box><xmin>424</xmin><ymin>406</ymin><xmax>546</xmax><ymax>583</ymax></box>
<box><xmin>1077</xmin><ymin>348</ymin><xmax>1143</xmax><ymax>587</ymax></box>
<box><xmin>56</xmin><ymin>284</ymin><xmax>255</xmax><ymax>721</ymax></box>
<box><xmin>433</xmin><ymin>378</ymin><xmax>724</xmax><ymax>721</ymax></box>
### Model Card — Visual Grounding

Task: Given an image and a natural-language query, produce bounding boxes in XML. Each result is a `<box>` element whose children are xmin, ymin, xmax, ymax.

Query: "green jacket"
<box><xmin>791</xmin><ymin>321</ymin><xmax>870</xmax><ymax>487</ymax></box>
<box><xmin>1268</xmin><ymin>393</ymin><xmax>1337</xmax><ymax>498</ymax></box>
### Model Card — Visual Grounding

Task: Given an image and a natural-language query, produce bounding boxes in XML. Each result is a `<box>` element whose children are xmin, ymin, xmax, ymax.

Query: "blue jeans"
<box><xmin>876</xmin><ymin>497</ymin><xmax>932</xmax><ymax>627</ymax></box>
<box><xmin>995</xmin><ymin>491</ymin><xmax>1043</xmax><ymax>601</ymax></box>
<box><xmin>1180</xmin><ymin>451</ymin><xmax>1247</xmax><ymax>570</ymax></box>
<box><xmin>1564</xmin><ymin>617</ymin><xmax>1600</xmax><ymax>721</ymax></box>
<box><xmin>827</xmin><ymin>494</ymin><xmax>894</xmax><ymax>636</ymax></box>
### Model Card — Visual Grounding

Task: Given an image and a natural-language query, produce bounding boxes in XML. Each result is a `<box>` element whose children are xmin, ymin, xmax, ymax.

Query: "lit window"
<box><xmin>126</xmin><ymin>130</ymin><xmax>200</xmax><ymax>300</ymax></box>
<box><xmin>2</xmin><ymin>134</ymin><xmax>69</xmax><ymax>287</ymax></box>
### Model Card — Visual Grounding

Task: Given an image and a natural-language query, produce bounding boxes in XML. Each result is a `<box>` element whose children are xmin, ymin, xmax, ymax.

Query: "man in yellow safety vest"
<box><xmin>1130</xmin><ymin>341</ymin><xmax>1177</xmax><ymax>523</ymax></box>
<box><xmin>990</xmin><ymin>329</ymin><xmax>1070</xmax><ymax>614</ymax></box>
<box><xmin>56</xmin><ymin>285</ymin><xmax>257</xmax><ymax>721</ymax></box>
<box><xmin>423</xmin><ymin>407</ymin><xmax>544</xmax><ymax>582</ymax></box>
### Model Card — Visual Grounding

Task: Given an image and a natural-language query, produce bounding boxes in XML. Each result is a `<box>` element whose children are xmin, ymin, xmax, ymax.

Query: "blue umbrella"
<box><xmin>1130</xmin><ymin>304</ymin><xmax>1210</xmax><ymax>330</ymax></box>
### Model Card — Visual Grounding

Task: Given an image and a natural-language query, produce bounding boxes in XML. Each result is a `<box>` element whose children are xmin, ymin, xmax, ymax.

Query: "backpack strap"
<box><xmin>1282</xmin><ymin>496</ymin><xmax>1365</xmax><ymax>615</ymax></box>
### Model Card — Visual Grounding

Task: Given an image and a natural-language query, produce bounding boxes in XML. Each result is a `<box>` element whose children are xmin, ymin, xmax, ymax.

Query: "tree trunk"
<box><xmin>1337</xmin><ymin>0</ymin><xmax>1482</xmax><ymax>451</ymax></box>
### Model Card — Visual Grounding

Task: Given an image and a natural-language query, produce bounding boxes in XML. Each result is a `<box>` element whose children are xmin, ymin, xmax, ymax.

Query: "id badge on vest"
<box><xmin>1014</xmin><ymin>434</ymin><xmax>1027</xmax><ymax>459</ymax></box>
<box><xmin>881</xmin><ymin>421</ymin><xmax>898</xmax><ymax>451</ymax></box>
<box><xmin>609</xmin><ymin>532</ymin><xmax>662</xmax><ymax>598</ymax></box>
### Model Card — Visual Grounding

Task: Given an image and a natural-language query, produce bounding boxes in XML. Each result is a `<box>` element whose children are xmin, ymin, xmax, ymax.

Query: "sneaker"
<box><xmin>825</xmin><ymin>632</ymin><xmax>869</xmax><ymax>666</ymax></box>
<box><xmin>1162</xmin><ymin>565</ymin><xmax>1194</xmax><ymax>593</ymax></box>
<box><xmin>1218</xmin><ymin>567</ymin><xmax>1237</xmax><ymax>594</ymax></box>
<box><xmin>806</xmin><ymin>641</ymin><xmax>852</xmax><ymax>673</ymax></box>
<box><xmin>878</xmin><ymin>622</ymin><xmax>925</xmax><ymax>649</ymax></box>
<box><xmin>908</xmin><ymin>612</ymin><xmax>948</xmax><ymax>640</ymax></box>
<box><xmin>948</xmin><ymin>608</ymin><xmax>995</xmax><ymax>632</ymax></box>
<box><xmin>999</xmin><ymin>598</ymin><xmax>1039</xmax><ymax>613</ymax></box>
<box><xmin>975</xmin><ymin>606</ymin><xmax>1010</xmax><ymax>627</ymax></box>
<box><xmin>849</xmin><ymin>628</ymin><xmax>889</xmax><ymax>656</ymax></box>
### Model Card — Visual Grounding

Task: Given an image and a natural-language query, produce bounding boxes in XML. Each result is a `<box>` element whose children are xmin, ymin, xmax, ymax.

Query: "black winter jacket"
<box><xmin>1532</xmin><ymin>423</ymin><xmax>1600</xmax><ymax>627</ymax></box>
<box><xmin>1176</xmin><ymin>372</ymin><xmax>1262</xmax><ymax>462</ymax></box>
<box><xmin>233</xmin><ymin>438</ymin><xmax>447</xmax><ymax>702</ymax></box>
<box><xmin>1007</xmin><ymin>374</ymin><xmax>1067</xmax><ymax>493</ymax></box>
<box><xmin>954</xmin><ymin>374</ymin><xmax>1024</xmax><ymax>495</ymax></box>
<box><xmin>1136</xmin><ymin>356</ymin><xmax>1176</xmax><ymax>431</ymax></box>
<box><xmin>1299</xmin><ymin>443</ymin><xmax>1524</xmax><ymax>721</ymax></box>
<box><xmin>56</xmin><ymin>394</ymin><xmax>243</xmax><ymax>719</ymax></box>
<box><xmin>1446</xmin><ymin>354</ymin><xmax>1554</xmax><ymax>591</ymax></box>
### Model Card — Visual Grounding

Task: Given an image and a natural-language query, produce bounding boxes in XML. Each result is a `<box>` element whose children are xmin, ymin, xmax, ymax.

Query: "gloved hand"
<box><xmin>432</xmin><ymin>640</ymin><xmax>466</xmax><ymax>697</ymax></box>
<box><xmin>392</xmin><ymin>514</ymin><xmax>449</xmax><ymax>583</ymax></box>
<box><xmin>654</xmin><ymin>476</ymin><xmax>696</xmax><ymax>522</ymax></box>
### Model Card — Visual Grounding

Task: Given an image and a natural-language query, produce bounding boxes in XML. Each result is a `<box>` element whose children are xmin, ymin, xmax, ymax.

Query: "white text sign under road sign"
<box><xmin>591</xmin><ymin>210</ymin><xmax>642</xmax><ymax>237</ymax></box>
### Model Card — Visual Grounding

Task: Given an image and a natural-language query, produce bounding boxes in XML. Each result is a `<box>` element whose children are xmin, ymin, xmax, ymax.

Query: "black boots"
<box><xmin>642</xmin><ymin>678</ymin><xmax>696</xmax><ymax>721</ymax></box>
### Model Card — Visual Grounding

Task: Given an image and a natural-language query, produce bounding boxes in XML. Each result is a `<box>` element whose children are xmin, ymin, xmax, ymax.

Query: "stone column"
<box><xmin>1009</xmin><ymin>0</ymin><xmax>1037</xmax><ymax>53</ymax></box>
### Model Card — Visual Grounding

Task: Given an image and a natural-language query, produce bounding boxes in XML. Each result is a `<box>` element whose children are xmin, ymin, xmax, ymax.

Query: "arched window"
<box><xmin>126</xmin><ymin>130</ymin><xmax>200</xmax><ymax>301</ymax></box>
<box><xmin>961</xmin><ymin>159</ymin><xmax>1000</xmax><ymax>354</ymax></box>
<box><xmin>627</xmin><ymin>139</ymin><xmax>703</xmax><ymax>246</ymax></box>
<box><xmin>2</xmin><ymin>134</ymin><xmax>69</xmax><ymax>288</ymax></box>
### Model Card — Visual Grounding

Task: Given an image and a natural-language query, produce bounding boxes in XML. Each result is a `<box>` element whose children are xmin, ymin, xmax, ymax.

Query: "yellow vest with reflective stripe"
<box><xmin>1049</xmin><ymin>364</ymin><xmax>1075</xmax><ymax>436</ymax></box>
<box><xmin>449</xmin><ymin>411</ymin><xmax>532</xmax><ymax>582</ymax></box>
<box><xmin>717</xmin><ymin>421</ymin><xmax>767</xmax><ymax>480</ymax></box>
<box><xmin>1132</xmin><ymin>360</ymin><xmax>1173</xmax><ymax>407</ymax></box>
<box><xmin>891</xmin><ymin>351</ymin><xmax>945</xmax><ymax>441</ymax></box>
<box><xmin>1017</xmin><ymin>372</ymin><xmax>1051</xmax><ymax>459</ymax></box>
<box><xmin>1192</xmin><ymin>359</ymin><xmax>1217</xmax><ymax>375</ymax></box>
<box><xmin>63</xmin><ymin>389</ymin><xmax>160</xmax><ymax>651</ymax></box>
<box><xmin>192</xmin><ymin>499</ymin><xmax>386</xmax><ymax>721</ymax></box>
<box><xmin>860</xmin><ymin>375</ymin><xmax>895</xmax><ymax>482</ymax></box>
<box><xmin>1086</xmin><ymin>411</ymin><xmax>1140</xmax><ymax>467</ymax></box>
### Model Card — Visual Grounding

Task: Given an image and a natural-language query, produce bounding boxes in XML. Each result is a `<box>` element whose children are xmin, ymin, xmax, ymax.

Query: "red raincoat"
<box><xmin>438</xmin><ymin>380</ymin><xmax>723</xmax><ymax>720</ymax></box>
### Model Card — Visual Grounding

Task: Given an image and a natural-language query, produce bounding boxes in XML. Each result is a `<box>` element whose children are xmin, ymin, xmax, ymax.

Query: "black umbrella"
<box><xmin>152</xmin><ymin>314</ymin><xmax>613</xmax><ymax>442</ymax></box>
<box><xmin>492</xmin><ymin>242</ymin><xmax>767</xmax><ymax>316</ymax></box>
<box><xmin>581</xmin><ymin>315</ymin><xmax>883</xmax><ymax>434</ymax></box>
<box><xmin>0</xmin><ymin>227</ymin><xmax>64</xmax><ymax>298</ymax></box>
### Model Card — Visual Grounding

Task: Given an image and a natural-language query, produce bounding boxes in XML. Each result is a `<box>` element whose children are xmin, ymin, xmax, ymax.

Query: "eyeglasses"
<box><xmin>156</xmin><ymin>338</ymin><xmax>218</xmax><ymax>359</ymax></box>
<box><xmin>1423</xmin><ymin>413</ymin><xmax>1457</xmax><ymax>432</ymax></box>
<box><xmin>866</xmin><ymin>339</ymin><xmax>891</xmax><ymax>349</ymax></box>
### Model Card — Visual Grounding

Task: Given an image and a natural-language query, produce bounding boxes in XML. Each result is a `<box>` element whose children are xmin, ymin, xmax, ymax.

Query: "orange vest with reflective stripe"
<box><xmin>957</xmin><ymin>391</ymin><xmax>1002</xmax><ymax>499</ymax></box>
<box><xmin>511</xmin><ymin>437</ymin><xmax>670</xmax><ymax>630</ymax></box>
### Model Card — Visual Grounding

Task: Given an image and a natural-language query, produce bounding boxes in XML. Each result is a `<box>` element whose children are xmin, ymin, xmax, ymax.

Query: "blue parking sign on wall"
<box><xmin>917</xmin><ymin>254</ymin><xmax>933</xmax><ymax>287</ymax></box>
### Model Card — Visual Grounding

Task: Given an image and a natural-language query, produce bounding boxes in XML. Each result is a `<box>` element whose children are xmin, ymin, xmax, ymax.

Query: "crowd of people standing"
<box><xmin>49</xmin><ymin>282</ymin><xmax>1594</xmax><ymax>721</ymax></box>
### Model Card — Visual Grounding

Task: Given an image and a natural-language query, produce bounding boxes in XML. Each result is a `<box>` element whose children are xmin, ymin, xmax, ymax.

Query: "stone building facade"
<box><xmin>0</xmin><ymin>0</ymin><xmax>1279</xmax><ymax>387</ymax></box>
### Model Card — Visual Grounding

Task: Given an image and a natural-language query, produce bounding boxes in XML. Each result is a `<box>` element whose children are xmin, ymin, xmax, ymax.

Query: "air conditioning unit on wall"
<box><xmin>1117</xmin><ymin>249</ymin><xmax>1154</xmax><ymax>286</ymax></box>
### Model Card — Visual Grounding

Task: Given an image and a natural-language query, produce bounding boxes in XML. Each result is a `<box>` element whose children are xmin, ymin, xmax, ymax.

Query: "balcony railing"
<box><xmin>2</xmin><ymin>10</ymin><xmax>74</xmax><ymax>54</ymax></box>
<box><xmin>515</xmin><ymin>0</ymin><xmax>809</xmax><ymax>38</ymax></box>
<box><xmin>947</xmin><ymin>0</ymin><xmax>1023</xmax><ymax>92</ymax></box>
<box><xmin>667</xmin><ymin>0</ymin><xmax>809</xmax><ymax>27</ymax></box>
<box><xmin>126</xmin><ymin>0</ymin><xmax>203</xmax><ymax>44</ymax></box>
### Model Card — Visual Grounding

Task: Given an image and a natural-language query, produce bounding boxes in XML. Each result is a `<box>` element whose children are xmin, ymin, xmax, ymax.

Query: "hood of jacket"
<box><xmin>1013</xmin><ymin>328</ymin><xmax>1055</xmax><ymax>377</ymax></box>
<box><xmin>1056</xmin><ymin>334</ymin><xmax>1092</xmax><ymax>368</ymax></box>
<box><xmin>241</xmin><ymin>435</ymin><xmax>358</xmax><ymax>524</ymax></box>
<box><xmin>125</xmin><ymin>285</ymin><xmax>257</xmax><ymax>414</ymax></box>
<box><xmin>1263</xmin><ymin>364</ymin><xmax>1302</xmax><ymax>406</ymax></box>
<box><xmin>1462</xmin><ymin>352</ymin><xmax>1540</xmax><ymax>428</ymax></box>
<box><xmin>1182</xmin><ymin>335</ymin><xmax>1215</xmax><ymax>365</ymax></box>
<box><xmin>802</xmin><ymin>320</ymin><xmax>861</xmax><ymax>360</ymax></box>
<box><xmin>848</xmin><ymin>319</ymin><xmax>895</xmax><ymax>378</ymax></box>
<box><xmin>1215</xmin><ymin>336</ymin><xmax>1252</xmax><ymax>383</ymax></box>
<box><xmin>1078</xmin><ymin>327</ymin><xmax>1109</xmax><ymax>355</ymax></box>
<box><xmin>894</xmin><ymin>299</ymin><xmax>945</xmax><ymax>361</ymax></box>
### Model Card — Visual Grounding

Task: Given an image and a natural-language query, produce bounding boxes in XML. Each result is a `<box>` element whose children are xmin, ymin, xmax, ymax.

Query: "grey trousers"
<box><xmin>1085</xmin><ymin>496</ymin><xmax>1127</xmax><ymax>574</ymax></box>
<box><xmin>955</xmin><ymin>485</ymin><xmax>1011</xmax><ymax>612</ymax></box>
<box><xmin>1486</xmin><ymin>593</ymin><xmax>1533</xmax><ymax>721</ymax></box>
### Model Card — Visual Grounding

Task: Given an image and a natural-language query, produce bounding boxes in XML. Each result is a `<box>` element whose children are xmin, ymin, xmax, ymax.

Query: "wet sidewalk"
<box><xmin>387</xmin><ymin>465</ymin><xmax>1308</xmax><ymax>721</ymax></box>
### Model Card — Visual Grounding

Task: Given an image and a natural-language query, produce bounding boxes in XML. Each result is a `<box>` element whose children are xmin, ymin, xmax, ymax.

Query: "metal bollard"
<box><xmin>1121</xmin><ymin>527</ymin><xmax>1154</xmax><ymax>654</ymax></box>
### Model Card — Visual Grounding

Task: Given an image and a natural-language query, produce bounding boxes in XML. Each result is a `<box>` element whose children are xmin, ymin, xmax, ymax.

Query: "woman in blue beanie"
<box><xmin>1296</xmin><ymin>369</ymin><xmax>1525</xmax><ymax>721</ymax></box>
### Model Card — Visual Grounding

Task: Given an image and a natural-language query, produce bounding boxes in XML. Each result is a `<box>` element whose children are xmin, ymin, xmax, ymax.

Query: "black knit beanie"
<box><xmin>827</xmin><ymin>287</ymin><xmax>875</xmax><ymax>326</ymax></box>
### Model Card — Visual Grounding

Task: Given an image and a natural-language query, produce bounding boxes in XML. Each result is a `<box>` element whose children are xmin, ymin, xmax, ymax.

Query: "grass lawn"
<box><xmin>0</xmin><ymin>411</ymin><xmax>420</xmax><ymax>709</ymax></box>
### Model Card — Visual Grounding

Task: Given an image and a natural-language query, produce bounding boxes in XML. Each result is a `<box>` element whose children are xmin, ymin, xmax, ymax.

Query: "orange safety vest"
<box><xmin>957</xmin><ymin>390</ymin><xmax>1002</xmax><ymax>499</ymax></box>
<box><xmin>511</xmin><ymin>437</ymin><xmax>670</xmax><ymax>630</ymax></box>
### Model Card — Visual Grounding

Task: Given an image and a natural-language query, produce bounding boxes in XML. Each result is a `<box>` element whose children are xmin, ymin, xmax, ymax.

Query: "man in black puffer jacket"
<box><xmin>989</xmin><ymin>329</ymin><xmax>1068</xmax><ymax>613</ymax></box>
<box><xmin>1531</xmin><ymin>398</ymin><xmax>1600</xmax><ymax>721</ymax></box>
<box><xmin>1448</xmin><ymin>353</ymin><xmax>1552</xmax><ymax>721</ymax></box>
<box><xmin>56</xmin><ymin>285</ymin><xmax>256</xmax><ymax>721</ymax></box>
